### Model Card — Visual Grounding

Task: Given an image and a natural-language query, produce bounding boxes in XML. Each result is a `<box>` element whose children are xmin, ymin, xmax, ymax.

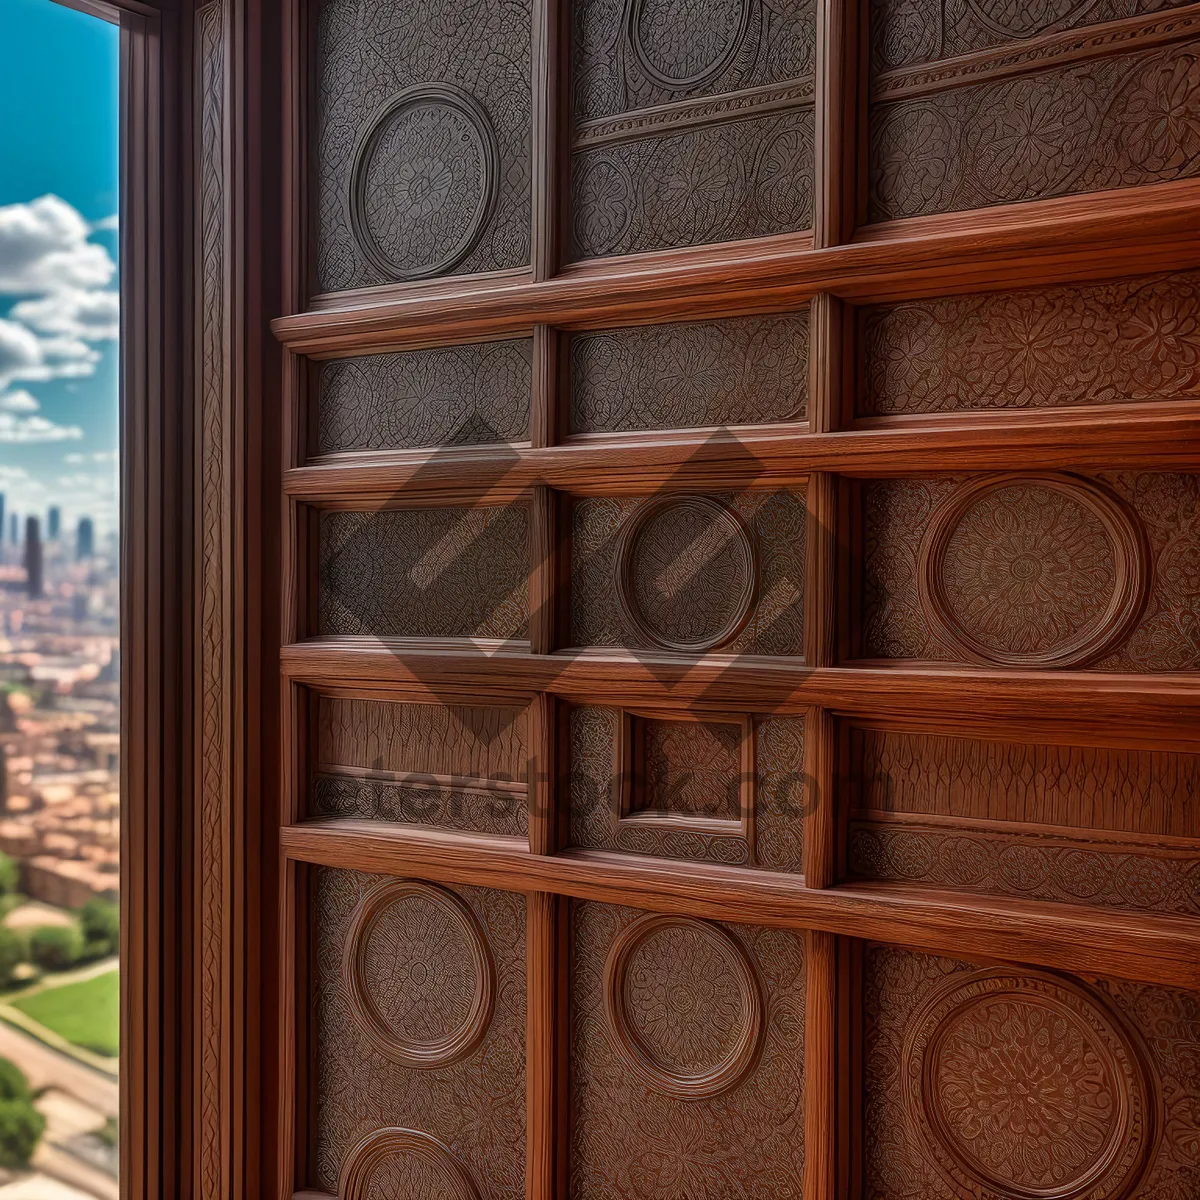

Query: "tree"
<box><xmin>28</xmin><ymin>924</ymin><xmax>83</xmax><ymax>972</ymax></box>
<box><xmin>0</xmin><ymin>1058</ymin><xmax>44</xmax><ymax>1168</ymax></box>
<box><xmin>0</xmin><ymin>853</ymin><xmax>19</xmax><ymax>898</ymax></box>
<box><xmin>79</xmin><ymin>898</ymin><xmax>119</xmax><ymax>959</ymax></box>
<box><xmin>0</xmin><ymin>929</ymin><xmax>24</xmax><ymax>989</ymax></box>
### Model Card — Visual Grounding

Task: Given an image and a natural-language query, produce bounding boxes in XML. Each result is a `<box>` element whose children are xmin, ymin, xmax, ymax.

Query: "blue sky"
<box><xmin>0</xmin><ymin>0</ymin><xmax>119</xmax><ymax>535</ymax></box>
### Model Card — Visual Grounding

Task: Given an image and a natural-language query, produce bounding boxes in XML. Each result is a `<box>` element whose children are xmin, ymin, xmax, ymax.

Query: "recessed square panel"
<box><xmin>314</xmin><ymin>0</ymin><xmax>532</xmax><ymax>292</ymax></box>
<box><xmin>570</xmin><ymin>900</ymin><xmax>806</xmax><ymax>1197</ymax></box>
<box><xmin>571</xmin><ymin>0</ymin><xmax>817</xmax><ymax>257</ymax></box>
<box><xmin>867</xmin><ymin>0</ymin><xmax>1200</xmax><ymax>221</ymax></box>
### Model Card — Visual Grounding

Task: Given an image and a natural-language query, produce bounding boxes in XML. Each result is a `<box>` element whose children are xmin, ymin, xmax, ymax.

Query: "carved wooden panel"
<box><xmin>314</xmin><ymin>0</ymin><xmax>531</xmax><ymax>292</ymax></box>
<box><xmin>863</xmin><ymin>945</ymin><xmax>1200</xmax><ymax>1200</ymax></box>
<box><xmin>312</xmin><ymin>698</ymin><xmax>528</xmax><ymax>836</ymax></box>
<box><xmin>568</xmin><ymin>707</ymin><xmax>805</xmax><ymax>869</ymax></box>
<box><xmin>312</xmin><ymin>868</ymin><xmax>526</xmax><ymax>1198</ymax></box>
<box><xmin>860</xmin><ymin>472</ymin><xmax>1200</xmax><ymax>670</ymax></box>
<box><xmin>318</xmin><ymin>506</ymin><xmax>529</xmax><ymax>640</ymax></box>
<box><xmin>571</xmin><ymin>0</ymin><xmax>817</xmax><ymax>257</ymax></box>
<box><xmin>859</xmin><ymin>269</ymin><xmax>1200</xmax><ymax>417</ymax></box>
<box><xmin>571</xmin><ymin>490</ymin><xmax>806</xmax><ymax>655</ymax></box>
<box><xmin>868</xmin><ymin>10</ymin><xmax>1200</xmax><ymax>221</ymax></box>
<box><xmin>570</xmin><ymin>901</ymin><xmax>806</xmax><ymax>1196</ymax></box>
<box><xmin>570</xmin><ymin>312</ymin><xmax>808</xmax><ymax>434</ymax></box>
<box><xmin>317</xmin><ymin>339</ymin><xmax>531</xmax><ymax>454</ymax></box>
<box><xmin>846</xmin><ymin>726</ymin><xmax>1200</xmax><ymax>914</ymax></box>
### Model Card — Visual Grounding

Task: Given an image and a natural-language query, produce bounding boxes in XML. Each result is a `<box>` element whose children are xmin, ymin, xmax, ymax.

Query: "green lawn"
<box><xmin>12</xmin><ymin>968</ymin><xmax>118</xmax><ymax>1057</ymax></box>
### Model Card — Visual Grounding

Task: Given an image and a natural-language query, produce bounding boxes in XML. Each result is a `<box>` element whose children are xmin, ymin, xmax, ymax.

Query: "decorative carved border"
<box><xmin>342</xmin><ymin>878</ymin><xmax>496</xmax><ymax>1068</ymax></box>
<box><xmin>902</xmin><ymin>968</ymin><xmax>1159</xmax><ymax>1200</ymax></box>
<box><xmin>614</xmin><ymin>494</ymin><xmax>759</xmax><ymax>652</ymax></box>
<box><xmin>348</xmin><ymin>83</ymin><xmax>500</xmax><ymax>283</ymax></box>
<box><xmin>602</xmin><ymin>912</ymin><xmax>764</xmax><ymax>1098</ymax></box>
<box><xmin>626</xmin><ymin>0</ymin><xmax>754</xmax><ymax>89</ymax></box>
<box><xmin>917</xmin><ymin>472</ymin><xmax>1150</xmax><ymax>668</ymax></box>
<box><xmin>339</xmin><ymin>1126</ymin><xmax>484</xmax><ymax>1200</ymax></box>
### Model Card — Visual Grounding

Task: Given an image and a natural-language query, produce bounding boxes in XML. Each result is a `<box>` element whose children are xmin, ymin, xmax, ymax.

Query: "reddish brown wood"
<box><xmin>804</xmin><ymin>930</ymin><xmax>838</xmax><ymax>1200</ymax></box>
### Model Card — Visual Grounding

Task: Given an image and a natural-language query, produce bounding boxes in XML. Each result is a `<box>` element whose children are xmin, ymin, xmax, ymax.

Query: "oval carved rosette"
<box><xmin>342</xmin><ymin>879</ymin><xmax>496</xmax><ymax>1069</ymax></box>
<box><xmin>603</xmin><ymin>913</ymin><xmax>765</xmax><ymax>1099</ymax></box>
<box><xmin>917</xmin><ymin>472</ymin><xmax>1149</xmax><ymax>668</ymax></box>
<box><xmin>626</xmin><ymin>0</ymin><xmax>753</xmax><ymax>89</ymax></box>
<box><xmin>348</xmin><ymin>83</ymin><xmax>499</xmax><ymax>283</ymax></box>
<box><xmin>615</xmin><ymin>494</ymin><xmax>759</xmax><ymax>652</ymax></box>
<box><xmin>903</xmin><ymin>968</ymin><xmax>1159</xmax><ymax>1200</ymax></box>
<box><xmin>338</xmin><ymin>1126</ymin><xmax>483</xmax><ymax>1200</ymax></box>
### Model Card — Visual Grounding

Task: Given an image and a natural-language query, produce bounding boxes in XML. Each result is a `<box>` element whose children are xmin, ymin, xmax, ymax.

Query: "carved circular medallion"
<box><xmin>615</xmin><ymin>495</ymin><xmax>758</xmax><ymax>651</ymax></box>
<box><xmin>339</xmin><ymin>1127</ymin><xmax>482</xmax><ymax>1200</ymax></box>
<box><xmin>603</xmin><ymin>914</ymin><xmax>764</xmax><ymax>1099</ymax></box>
<box><xmin>627</xmin><ymin>0</ymin><xmax>752</xmax><ymax>89</ymax></box>
<box><xmin>904</xmin><ymin>969</ymin><xmax>1157</xmax><ymax>1200</ymax></box>
<box><xmin>343</xmin><ymin>879</ymin><xmax>495</xmax><ymax>1068</ymax></box>
<box><xmin>917</xmin><ymin>473</ymin><xmax>1148</xmax><ymax>668</ymax></box>
<box><xmin>349</xmin><ymin>84</ymin><xmax>498</xmax><ymax>282</ymax></box>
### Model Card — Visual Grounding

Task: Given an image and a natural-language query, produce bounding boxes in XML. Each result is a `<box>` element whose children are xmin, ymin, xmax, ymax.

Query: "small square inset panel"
<box><xmin>571</xmin><ymin>490</ymin><xmax>806</xmax><ymax>655</ymax></box>
<box><xmin>312</xmin><ymin>697</ymin><xmax>528</xmax><ymax>837</ymax></box>
<box><xmin>863</xmin><ymin>945</ymin><xmax>1200</xmax><ymax>1200</ymax></box>
<box><xmin>317</xmin><ymin>339</ymin><xmax>532</xmax><ymax>454</ymax></box>
<box><xmin>314</xmin><ymin>0</ymin><xmax>532</xmax><ymax>292</ymax></box>
<box><xmin>571</xmin><ymin>0</ymin><xmax>817</xmax><ymax>258</ymax></box>
<box><xmin>318</xmin><ymin>506</ymin><xmax>529</xmax><ymax>640</ymax></box>
<box><xmin>867</xmin><ymin>0</ymin><xmax>1200</xmax><ymax>222</ymax></box>
<box><xmin>858</xmin><ymin>270</ymin><xmax>1200</xmax><ymax>418</ymax></box>
<box><xmin>311</xmin><ymin>869</ymin><xmax>526</xmax><ymax>1199</ymax></box>
<box><xmin>845</xmin><ymin>725</ymin><xmax>1200</xmax><ymax>915</ymax></box>
<box><xmin>859</xmin><ymin>472</ymin><xmax>1200</xmax><ymax>671</ymax></box>
<box><xmin>569</xmin><ymin>707</ymin><xmax>805</xmax><ymax>870</ymax></box>
<box><xmin>570</xmin><ymin>901</ymin><xmax>806</xmax><ymax>1198</ymax></box>
<box><xmin>570</xmin><ymin>312</ymin><xmax>808</xmax><ymax>435</ymax></box>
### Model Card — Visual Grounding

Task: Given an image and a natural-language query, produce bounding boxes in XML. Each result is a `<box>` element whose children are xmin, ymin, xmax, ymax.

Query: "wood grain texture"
<box><xmin>803</xmin><ymin>930</ymin><xmax>838</xmax><ymax>1200</ymax></box>
<box><xmin>525</xmin><ymin>892</ymin><xmax>567</xmax><ymax>1199</ymax></box>
<box><xmin>280</xmin><ymin>820</ymin><xmax>1200</xmax><ymax>989</ymax></box>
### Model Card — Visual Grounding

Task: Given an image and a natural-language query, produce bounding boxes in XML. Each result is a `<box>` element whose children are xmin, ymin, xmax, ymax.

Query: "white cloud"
<box><xmin>0</xmin><ymin>318</ymin><xmax>100</xmax><ymax>388</ymax></box>
<box><xmin>12</xmin><ymin>287</ymin><xmax>119</xmax><ymax>341</ymax></box>
<box><xmin>0</xmin><ymin>196</ymin><xmax>115</xmax><ymax>293</ymax></box>
<box><xmin>0</xmin><ymin>412</ymin><xmax>83</xmax><ymax>443</ymax></box>
<box><xmin>0</xmin><ymin>390</ymin><xmax>39</xmax><ymax>413</ymax></box>
<box><xmin>92</xmin><ymin>214</ymin><xmax>119</xmax><ymax>233</ymax></box>
<box><xmin>64</xmin><ymin>449</ymin><xmax>116</xmax><ymax>465</ymax></box>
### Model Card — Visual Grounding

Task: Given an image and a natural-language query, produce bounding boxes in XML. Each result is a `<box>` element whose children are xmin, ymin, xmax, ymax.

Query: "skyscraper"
<box><xmin>48</xmin><ymin>506</ymin><xmax>60</xmax><ymax>541</ymax></box>
<box><xmin>24</xmin><ymin>516</ymin><xmax>42</xmax><ymax>599</ymax></box>
<box><xmin>0</xmin><ymin>496</ymin><xmax>6</xmax><ymax>548</ymax></box>
<box><xmin>8</xmin><ymin>514</ymin><xmax>16</xmax><ymax>546</ymax></box>
<box><xmin>77</xmin><ymin>516</ymin><xmax>95</xmax><ymax>561</ymax></box>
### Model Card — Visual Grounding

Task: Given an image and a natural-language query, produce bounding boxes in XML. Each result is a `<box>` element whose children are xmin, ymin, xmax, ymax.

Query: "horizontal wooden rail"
<box><xmin>280</xmin><ymin>639</ymin><xmax>1200</xmax><ymax>746</ymax></box>
<box><xmin>285</xmin><ymin>403</ymin><xmax>1200</xmax><ymax>501</ymax></box>
<box><xmin>281</xmin><ymin>820</ymin><xmax>1200</xmax><ymax>990</ymax></box>
<box><xmin>271</xmin><ymin>178</ymin><xmax>1200</xmax><ymax>356</ymax></box>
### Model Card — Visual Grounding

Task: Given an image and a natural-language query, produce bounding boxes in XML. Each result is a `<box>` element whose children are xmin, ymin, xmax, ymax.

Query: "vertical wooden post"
<box><xmin>814</xmin><ymin>0</ymin><xmax>865</xmax><ymax>248</ymax></box>
<box><xmin>531</xmin><ymin>0</ymin><xmax>569</xmax><ymax>280</ymax></box>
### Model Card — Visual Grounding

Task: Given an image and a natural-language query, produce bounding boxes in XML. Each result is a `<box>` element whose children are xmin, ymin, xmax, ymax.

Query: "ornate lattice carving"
<box><xmin>869</xmin><ymin>40</ymin><xmax>1200</xmax><ymax>221</ymax></box>
<box><xmin>340</xmin><ymin>1127</ymin><xmax>483</xmax><ymax>1200</ymax></box>
<box><xmin>318</xmin><ymin>339</ymin><xmax>531</xmax><ymax>454</ymax></box>
<box><xmin>851</xmin><ymin>727</ymin><xmax>1200</xmax><ymax>837</ymax></box>
<box><xmin>603</xmin><ymin>914</ymin><xmax>764</xmax><ymax>1099</ymax></box>
<box><xmin>918</xmin><ymin>473</ymin><xmax>1149</xmax><ymax>667</ymax></box>
<box><xmin>319</xmin><ymin>506</ymin><xmax>528</xmax><ymax>640</ymax></box>
<box><xmin>860</xmin><ymin>270</ymin><xmax>1200</xmax><ymax>416</ymax></box>
<box><xmin>313</xmin><ymin>870</ymin><xmax>525</xmax><ymax>1197</ymax></box>
<box><xmin>570</xmin><ymin>313</ymin><xmax>808</xmax><ymax>434</ymax></box>
<box><xmin>870</xmin><ymin>0</ymin><xmax>1192</xmax><ymax>76</ymax></box>
<box><xmin>314</xmin><ymin>0</ymin><xmax>531</xmax><ymax>291</ymax></box>
<box><xmin>571</xmin><ymin>901</ymin><xmax>805</xmax><ymax>1197</ymax></box>
<box><xmin>313</xmin><ymin>775</ymin><xmax>528</xmax><ymax>836</ymax></box>
<box><xmin>572</xmin><ymin>490</ymin><xmax>805</xmax><ymax>655</ymax></box>
<box><xmin>861</xmin><ymin>472</ymin><xmax>1200</xmax><ymax>671</ymax></box>
<box><xmin>754</xmin><ymin>714</ymin><xmax>805</xmax><ymax>872</ymax></box>
<box><xmin>573</xmin><ymin>108</ymin><xmax>814</xmax><ymax>256</ymax></box>
<box><xmin>850</xmin><ymin>821</ymin><xmax>1200</xmax><ymax>915</ymax></box>
<box><xmin>863</xmin><ymin>949</ymin><xmax>1189</xmax><ymax>1200</ymax></box>
<box><xmin>637</xmin><ymin>718</ymin><xmax>744</xmax><ymax>819</ymax></box>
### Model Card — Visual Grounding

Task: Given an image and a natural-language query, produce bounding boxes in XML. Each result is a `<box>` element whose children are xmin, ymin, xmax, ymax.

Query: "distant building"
<box><xmin>24</xmin><ymin>516</ymin><xmax>42</xmax><ymax>598</ymax></box>
<box><xmin>77</xmin><ymin>516</ymin><xmax>95</xmax><ymax>560</ymax></box>
<box><xmin>48</xmin><ymin>505</ymin><xmax>60</xmax><ymax>541</ymax></box>
<box><xmin>8</xmin><ymin>514</ymin><xmax>16</xmax><ymax>546</ymax></box>
<box><xmin>0</xmin><ymin>495</ymin><xmax>5</xmax><ymax>546</ymax></box>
